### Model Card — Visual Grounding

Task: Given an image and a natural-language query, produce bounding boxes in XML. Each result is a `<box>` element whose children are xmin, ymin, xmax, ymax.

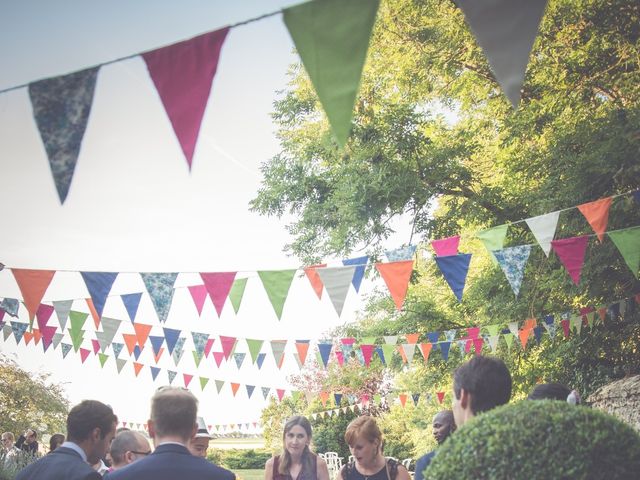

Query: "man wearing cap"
<box><xmin>189</xmin><ymin>417</ymin><xmax>211</xmax><ymax>458</ymax></box>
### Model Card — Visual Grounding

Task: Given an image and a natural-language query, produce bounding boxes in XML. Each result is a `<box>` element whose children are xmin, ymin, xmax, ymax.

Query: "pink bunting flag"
<box><xmin>79</xmin><ymin>348</ymin><xmax>91</xmax><ymax>363</ymax></box>
<box><xmin>200</xmin><ymin>272</ymin><xmax>237</xmax><ymax>317</ymax></box>
<box><xmin>212</xmin><ymin>351</ymin><xmax>225</xmax><ymax>367</ymax></box>
<box><xmin>335</xmin><ymin>350</ymin><xmax>345</xmax><ymax>366</ymax></box>
<box><xmin>430</xmin><ymin>236</ymin><xmax>460</xmax><ymax>256</ymax></box>
<box><xmin>360</xmin><ymin>345</ymin><xmax>375</xmax><ymax>367</ymax></box>
<box><xmin>551</xmin><ymin>236</ymin><xmax>590</xmax><ymax>285</ymax></box>
<box><xmin>276</xmin><ymin>389</ymin><xmax>286</xmax><ymax>401</ymax></box>
<box><xmin>183</xmin><ymin>373</ymin><xmax>193</xmax><ymax>388</ymax></box>
<box><xmin>219</xmin><ymin>335</ymin><xmax>236</xmax><ymax>359</ymax></box>
<box><xmin>204</xmin><ymin>338</ymin><xmax>215</xmax><ymax>358</ymax></box>
<box><xmin>143</xmin><ymin>28</ymin><xmax>229</xmax><ymax>169</ymax></box>
<box><xmin>188</xmin><ymin>285</ymin><xmax>208</xmax><ymax>316</ymax></box>
<box><xmin>91</xmin><ymin>339</ymin><xmax>100</xmax><ymax>355</ymax></box>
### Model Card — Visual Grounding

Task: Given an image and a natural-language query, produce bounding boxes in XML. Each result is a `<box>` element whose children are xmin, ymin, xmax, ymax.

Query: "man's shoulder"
<box><xmin>16</xmin><ymin>450</ymin><xmax>99</xmax><ymax>480</ymax></box>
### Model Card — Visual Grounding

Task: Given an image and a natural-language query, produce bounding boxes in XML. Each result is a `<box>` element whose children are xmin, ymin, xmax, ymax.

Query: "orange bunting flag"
<box><xmin>23</xmin><ymin>331</ymin><xmax>34</xmax><ymax>345</ymax></box>
<box><xmin>33</xmin><ymin>329</ymin><xmax>42</xmax><ymax>345</ymax></box>
<box><xmin>133</xmin><ymin>362</ymin><xmax>144</xmax><ymax>377</ymax></box>
<box><xmin>598</xmin><ymin>307</ymin><xmax>607</xmax><ymax>323</ymax></box>
<box><xmin>524</xmin><ymin>318</ymin><xmax>537</xmax><ymax>329</ymax></box>
<box><xmin>86</xmin><ymin>298</ymin><xmax>101</xmax><ymax>329</ymax></box>
<box><xmin>320</xmin><ymin>391</ymin><xmax>330</xmax><ymax>407</ymax></box>
<box><xmin>122</xmin><ymin>334</ymin><xmax>138</xmax><ymax>355</ymax></box>
<box><xmin>397</xmin><ymin>345</ymin><xmax>408</xmax><ymax>364</ymax></box>
<box><xmin>154</xmin><ymin>347</ymin><xmax>164</xmax><ymax>364</ymax></box>
<box><xmin>231</xmin><ymin>382</ymin><xmax>240</xmax><ymax>397</ymax></box>
<box><xmin>398</xmin><ymin>393</ymin><xmax>408</xmax><ymax>408</ymax></box>
<box><xmin>11</xmin><ymin>268</ymin><xmax>56</xmax><ymax>325</ymax></box>
<box><xmin>295</xmin><ymin>342</ymin><xmax>310</xmax><ymax>365</ymax></box>
<box><xmin>375</xmin><ymin>261</ymin><xmax>413</xmax><ymax>310</ymax></box>
<box><xmin>405</xmin><ymin>333</ymin><xmax>420</xmax><ymax>344</ymax></box>
<box><xmin>418</xmin><ymin>343</ymin><xmax>433</xmax><ymax>363</ymax></box>
<box><xmin>519</xmin><ymin>328</ymin><xmax>532</xmax><ymax>349</ymax></box>
<box><xmin>304</xmin><ymin>264</ymin><xmax>326</xmax><ymax>299</ymax></box>
<box><xmin>133</xmin><ymin>323</ymin><xmax>153</xmax><ymax>347</ymax></box>
<box><xmin>577</xmin><ymin>197</ymin><xmax>612</xmax><ymax>242</ymax></box>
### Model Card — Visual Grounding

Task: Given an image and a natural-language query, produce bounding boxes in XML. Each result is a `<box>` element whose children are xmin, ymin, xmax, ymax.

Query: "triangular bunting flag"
<box><xmin>167</xmin><ymin>370</ymin><xmax>177</xmax><ymax>384</ymax></box>
<box><xmin>525</xmin><ymin>211</ymin><xmax>560</xmax><ymax>257</ymax></box>
<box><xmin>11</xmin><ymin>269</ymin><xmax>56</xmax><ymax>324</ymax></box>
<box><xmin>112</xmin><ymin>342</ymin><xmax>124</xmax><ymax>359</ymax></box>
<box><xmin>150</xmin><ymin>366</ymin><xmax>161</xmax><ymax>381</ymax></box>
<box><xmin>316</xmin><ymin>266</ymin><xmax>356</xmax><ymax>316</ymax></box>
<box><xmin>149</xmin><ymin>336</ymin><xmax>165</xmax><ymax>357</ymax></box>
<box><xmin>11</xmin><ymin>321</ymin><xmax>28</xmax><ymax>344</ymax></box>
<box><xmin>191</xmin><ymin>331</ymin><xmax>209</xmax><ymax>357</ymax></box>
<box><xmin>493</xmin><ymin>245</ymin><xmax>532</xmax><ymax>296</ymax></box>
<box><xmin>282</xmin><ymin>0</ymin><xmax>379</xmax><ymax>146</ymax></box>
<box><xmin>477</xmin><ymin>225</ymin><xmax>509</xmax><ymax>263</ymax></box>
<box><xmin>375</xmin><ymin>260</ymin><xmax>414</xmax><ymax>310</ymax></box>
<box><xmin>434</xmin><ymin>254</ymin><xmax>472</xmax><ymax>301</ymax></box>
<box><xmin>228</xmin><ymin>278</ymin><xmax>248</xmax><ymax>314</ymax></box>
<box><xmin>163</xmin><ymin>327</ymin><xmax>181</xmax><ymax>355</ymax></box>
<box><xmin>578</xmin><ymin>197</ymin><xmax>612</xmax><ymax>242</ymax></box>
<box><xmin>233</xmin><ymin>352</ymin><xmax>246</xmax><ymax>369</ymax></box>
<box><xmin>183</xmin><ymin>373</ymin><xmax>193</xmax><ymax>388</ymax></box>
<box><xmin>256</xmin><ymin>353</ymin><xmax>266</xmax><ymax>370</ymax></box>
<box><xmin>295</xmin><ymin>340</ymin><xmax>310</xmax><ymax>365</ymax></box>
<box><xmin>246</xmin><ymin>339</ymin><xmax>264</xmax><ymax>364</ymax></box>
<box><xmin>28</xmin><ymin>67</ymin><xmax>100</xmax><ymax>203</ymax></box>
<box><xmin>172</xmin><ymin>337</ymin><xmax>186</xmax><ymax>365</ymax></box>
<box><xmin>360</xmin><ymin>344</ymin><xmax>375</xmax><ymax>367</ymax></box>
<box><xmin>317</xmin><ymin>343</ymin><xmax>333</xmax><ymax>368</ymax></box>
<box><xmin>188</xmin><ymin>285</ymin><xmax>208</xmax><ymax>316</ymax></box>
<box><xmin>608</xmin><ymin>227</ymin><xmax>640</xmax><ymax>278</ymax></box>
<box><xmin>418</xmin><ymin>343</ymin><xmax>433</xmax><ymax>363</ymax></box>
<box><xmin>133</xmin><ymin>323</ymin><xmax>153</xmax><ymax>348</ymax></box>
<box><xmin>215</xmin><ymin>380</ymin><xmax>225</xmax><ymax>393</ymax></box>
<box><xmin>270</xmin><ymin>340</ymin><xmax>287</xmax><ymax>369</ymax></box>
<box><xmin>121</xmin><ymin>293</ymin><xmax>142</xmax><ymax>322</ymax></box>
<box><xmin>342</xmin><ymin>256</ymin><xmax>368</xmax><ymax>292</ymax></box>
<box><xmin>246</xmin><ymin>385</ymin><xmax>255</xmax><ymax>399</ymax></box>
<box><xmin>386</xmin><ymin>245</ymin><xmax>417</xmax><ymax>262</ymax></box>
<box><xmin>261</xmin><ymin>387</ymin><xmax>270</xmax><ymax>399</ymax></box>
<box><xmin>551</xmin><ymin>236</ymin><xmax>589</xmax><ymax>285</ymax></box>
<box><xmin>431</xmin><ymin>236</ymin><xmax>460</xmax><ymax>257</ymax></box>
<box><xmin>257</xmin><ymin>270</ymin><xmax>297</xmax><ymax>320</ymax></box>
<box><xmin>1</xmin><ymin>298</ymin><xmax>19</xmax><ymax>318</ymax></box>
<box><xmin>304</xmin><ymin>264</ymin><xmax>326</xmax><ymax>299</ymax></box>
<box><xmin>80</xmin><ymin>272</ymin><xmax>118</xmax><ymax>320</ymax></box>
<box><xmin>142</xmin><ymin>28</ymin><xmax>229</xmax><ymax>169</ymax></box>
<box><xmin>79</xmin><ymin>348</ymin><xmax>91</xmax><ymax>364</ymax></box>
<box><xmin>133</xmin><ymin>362</ymin><xmax>144</xmax><ymax>377</ymax></box>
<box><xmin>141</xmin><ymin>272</ymin><xmax>178</xmax><ymax>323</ymax></box>
<box><xmin>456</xmin><ymin>0</ymin><xmax>547</xmax><ymax>108</ymax></box>
<box><xmin>200</xmin><ymin>377</ymin><xmax>209</xmax><ymax>391</ymax></box>
<box><xmin>61</xmin><ymin>343</ymin><xmax>72</xmax><ymax>358</ymax></box>
<box><xmin>115</xmin><ymin>358</ymin><xmax>127</xmax><ymax>373</ymax></box>
<box><xmin>436</xmin><ymin>391</ymin><xmax>445</xmax><ymax>404</ymax></box>
<box><xmin>219</xmin><ymin>335</ymin><xmax>237</xmax><ymax>360</ymax></box>
<box><xmin>53</xmin><ymin>300</ymin><xmax>73</xmax><ymax>330</ymax></box>
<box><xmin>231</xmin><ymin>383</ymin><xmax>241</xmax><ymax>397</ymax></box>
<box><xmin>200</xmin><ymin>272</ymin><xmax>237</xmax><ymax>317</ymax></box>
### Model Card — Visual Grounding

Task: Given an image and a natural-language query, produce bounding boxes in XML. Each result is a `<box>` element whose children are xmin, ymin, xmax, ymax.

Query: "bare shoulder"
<box><xmin>265</xmin><ymin>456</ymin><xmax>275</xmax><ymax>468</ymax></box>
<box><xmin>395</xmin><ymin>464</ymin><xmax>412</xmax><ymax>480</ymax></box>
<box><xmin>316</xmin><ymin>454</ymin><xmax>328</xmax><ymax>467</ymax></box>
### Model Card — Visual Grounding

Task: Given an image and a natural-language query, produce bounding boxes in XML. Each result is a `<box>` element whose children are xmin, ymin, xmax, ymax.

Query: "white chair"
<box><xmin>401</xmin><ymin>458</ymin><xmax>412</xmax><ymax>470</ymax></box>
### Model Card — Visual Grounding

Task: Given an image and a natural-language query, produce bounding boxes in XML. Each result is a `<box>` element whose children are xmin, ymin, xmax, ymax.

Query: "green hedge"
<box><xmin>425</xmin><ymin>401</ymin><xmax>640</xmax><ymax>479</ymax></box>
<box><xmin>207</xmin><ymin>448</ymin><xmax>271</xmax><ymax>469</ymax></box>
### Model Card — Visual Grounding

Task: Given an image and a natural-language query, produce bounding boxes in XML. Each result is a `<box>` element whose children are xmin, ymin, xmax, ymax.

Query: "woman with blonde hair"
<box><xmin>265</xmin><ymin>416</ymin><xmax>330</xmax><ymax>480</ymax></box>
<box><xmin>340</xmin><ymin>416</ymin><xmax>411</xmax><ymax>480</ymax></box>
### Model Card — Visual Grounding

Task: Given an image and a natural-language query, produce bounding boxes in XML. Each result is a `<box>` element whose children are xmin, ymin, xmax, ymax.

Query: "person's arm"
<box><xmin>395</xmin><ymin>464</ymin><xmax>412</xmax><ymax>480</ymax></box>
<box><xmin>316</xmin><ymin>455</ymin><xmax>331</xmax><ymax>480</ymax></box>
<box><xmin>264</xmin><ymin>457</ymin><xmax>275</xmax><ymax>480</ymax></box>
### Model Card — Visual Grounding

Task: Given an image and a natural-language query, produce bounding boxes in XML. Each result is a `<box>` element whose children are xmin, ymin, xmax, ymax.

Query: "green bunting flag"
<box><xmin>608</xmin><ymin>227</ymin><xmax>640</xmax><ymax>278</ymax></box>
<box><xmin>228</xmin><ymin>278</ymin><xmax>248</xmax><ymax>314</ymax></box>
<box><xmin>477</xmin><ymin>224</ymin><xmax>509</xmax><ymax>264</ymax></box>
<box><xmin>257</xmin><ymin>270</ymin><xmax>297</xmax><ymax>320</ymax></box>
<box><xmin>246</xmin><ymin>338</ymin><xmax>264</xmax><ymax>364</ymax></box>
<box><xmin>98</xmin><ymin>353</ymin><xmax>109</xmax><ymax>368</ymax></box>
<box><xmin>200</xmin><ymin>376</ymin><xmax>209</xmax><ymax>391</ymax></box>
<box><xmin>283</xmin><ymin>0</ymin><xmax>380</xmax><ymax>146</ymax></box>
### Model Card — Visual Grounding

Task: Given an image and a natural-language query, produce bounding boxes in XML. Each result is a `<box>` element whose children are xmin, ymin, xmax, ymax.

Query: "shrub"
<box><xmin>207</xmin><ymin>449</ymin><xmax>271</xmax><ymax>469</ymax></box>
<box><xmin>425</xmin><ymin>401</ymin><xmax>640</xmax><ymax>479</ymax></box>
<box><xmin>0</xmin><ymin>450</ymin><xmax>39</xmax><ymax>480</ymax></box>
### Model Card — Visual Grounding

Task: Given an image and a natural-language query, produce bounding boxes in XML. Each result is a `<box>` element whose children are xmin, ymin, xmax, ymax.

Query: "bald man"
<box><xmin>413</xmin><ymin>411</ymin><xmax>456</xmax><ymax>480</ymax></box>
<box><xmin>107</xmin><ymin>431</ymin><xmax>151</xmax><ymax>472</ymax></box>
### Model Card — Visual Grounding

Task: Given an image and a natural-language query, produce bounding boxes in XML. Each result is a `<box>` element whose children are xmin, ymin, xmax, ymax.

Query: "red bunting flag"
<box><xmin>143</xmin><ymin>28</ymin><xmax>229</xmax><ymax>169</ymax></box>
<box><xmin>436</xmin><ymin>391</ymin><xmax>446</xmax><ymax>404</ymax></box>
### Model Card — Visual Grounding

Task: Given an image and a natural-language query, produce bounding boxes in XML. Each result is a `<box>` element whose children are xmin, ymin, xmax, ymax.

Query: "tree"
<box><xmin>0</xmin><ymin>355</ymin><xmax>69</xmax><ymax>439</ymax></box>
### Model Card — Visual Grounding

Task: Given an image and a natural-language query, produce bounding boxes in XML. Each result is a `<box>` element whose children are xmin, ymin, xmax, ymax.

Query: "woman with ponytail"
<box><xmin>265</xmin><ymin>416</ymin><xmax>330</xmax><ymax>480</ymax></box>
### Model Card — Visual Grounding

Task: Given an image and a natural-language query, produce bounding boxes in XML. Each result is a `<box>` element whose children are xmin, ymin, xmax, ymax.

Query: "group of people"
<box><xmin>5</xmin><ymin>355</ymin><xmax>580</xmax><ymax>480</ymax></box>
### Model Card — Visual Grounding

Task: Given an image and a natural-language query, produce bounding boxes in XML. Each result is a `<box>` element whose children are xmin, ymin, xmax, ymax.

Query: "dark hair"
<box><xmin>528</xmin><ymin>382</ymin><xmax>571</xmax><ymax>401</ymax></box>
<box><xmin>279</xmin><ymin>416</ymin><xmax>315</xmax><ymax>476</ymax></box>
<box><xmin>67</xmin><ymin>400</ymin><xmax>117</xmax><ymax>443</ymax></box>
<box><xmin>151</xmin><ymin>387</ymin><xmax>197</xmax><ymax>440</ymax></box>
<box><xmin>49</xmin><ymin>434</ymin><xmax>65</xmax><ymax>452</ymax></box>
<box><xmin>453</xmin><ymin>356</ymin><xmax>512</xmax><ymax>414</ymax></box>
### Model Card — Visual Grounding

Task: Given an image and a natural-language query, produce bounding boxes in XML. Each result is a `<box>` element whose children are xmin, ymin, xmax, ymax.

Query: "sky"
<box><xmin>0</xmin><ymin>0</ymin><xmax>413</xmax><ymax>432</ymax></box>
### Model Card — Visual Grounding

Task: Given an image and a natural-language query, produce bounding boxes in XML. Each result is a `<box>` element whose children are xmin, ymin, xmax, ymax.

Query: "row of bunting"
<box><xmin>1</xmin><ymin>191</ymin><xmax>638</xmax><ymax>330</ymax></box>
<box><xmin>4</xmin><ymin>0</ymin><xmax>551</xmax><ymax>204</ymax></box>
<box><xmin>116</xmin><ymin>420</ymin><xmax>262</xmax><ymax>435</ymax></box>
<box><xmin>2</xmin><ymin>293</ymin><xmax>635</xmax><ymax>395</ymax></box>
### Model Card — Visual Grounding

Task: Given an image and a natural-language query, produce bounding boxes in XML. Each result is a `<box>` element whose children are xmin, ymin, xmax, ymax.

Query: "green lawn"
<box><xmin>234</xmin><ymin>469</ymin><xmax>264</xmax><ymax>480</ymax></box>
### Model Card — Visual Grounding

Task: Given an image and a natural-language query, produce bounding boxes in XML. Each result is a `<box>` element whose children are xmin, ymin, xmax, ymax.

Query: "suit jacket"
<box><xmin>15</xmin><ymin>446</ymin><xmax>101</xmax><ymax>480</ymax></box>
<box><xmin>413</xmin><ymin>450</ymin><xmax>436</xmax><ymax>480</ymax></box>
<box><xmin>105</xmin><ymin>443</ymin><xmax>236</xmax><ymax>480</ymax></box>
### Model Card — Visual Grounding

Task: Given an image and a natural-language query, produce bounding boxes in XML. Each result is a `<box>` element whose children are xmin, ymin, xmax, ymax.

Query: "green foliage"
<box><xmin>425</xmin><ymin>401</ymin><xmax>640</xmax><ymax>479</ymax></box>
<box><xmin>260</xmin><ymin>397</ymin><xmax>305</xmax><ymax>454</ymax></box>
<box><xmin>0</xmin><ymin>449</ymin><xmax>38</xmax><ymax>480</ymax></box>
<box><xmin>310</xmin><ymin>410</ymin><xmax>357</xmax><ymax>460</ymax></box>
<box><xmin>208</xmin><ymin>449</ymin><xmax>271</xmax><ymax>470</ymax></box>
<box><xmin>0</xmin><ymin>356</ymin><xmax>68</xmax><ymax>437</ymax></box>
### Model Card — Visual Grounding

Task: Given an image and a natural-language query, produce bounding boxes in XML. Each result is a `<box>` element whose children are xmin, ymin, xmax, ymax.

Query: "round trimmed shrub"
<box><xmin>425</xmin><ymin>400</ymin><xmax>640</xmax><ymax>479</ymax></box>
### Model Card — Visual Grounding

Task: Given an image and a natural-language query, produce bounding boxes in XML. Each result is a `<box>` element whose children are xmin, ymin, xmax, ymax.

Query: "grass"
<box><xmin>234</xmin><ymin>469</ymin><xmax>264</xmax><ymax>480</ymax></box>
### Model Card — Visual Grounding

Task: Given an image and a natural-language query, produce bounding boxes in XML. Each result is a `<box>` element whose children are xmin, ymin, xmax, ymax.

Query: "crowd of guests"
<box><xmin>2</xmin><ymin>355</ymin><xmax>584</xmax><ymax>480</ymax></box>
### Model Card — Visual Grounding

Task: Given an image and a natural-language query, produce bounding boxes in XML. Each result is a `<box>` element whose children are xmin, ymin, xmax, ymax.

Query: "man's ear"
<box><xmin>147</xmin><ymin>420</ymin><xmax>155</xmax><ymax>438</ymax></box>
<box><xmin>459</xmin><ymin>388</ymin><xmax>471</xmax><ymax>410</ymax></box>
<box><xmin>91</xmin><ymin>427</ymin><xmax>101</xmax><ymax>442</ymax></box>
<box><xmin>190</xmin><ymin>423</ymin><xmax>198</xmax><ymax>440</ymax></box>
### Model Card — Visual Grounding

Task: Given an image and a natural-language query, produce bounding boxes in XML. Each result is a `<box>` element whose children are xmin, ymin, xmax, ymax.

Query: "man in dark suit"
<box><xmin>16</xmin><ymin>400</ymin><xmax>118</xmax><ymax>480</ymax></box>
<box><xmin>106</xmin><ymin>386</ymin><xmax>235</xmax><ymax>480</ymax></box>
